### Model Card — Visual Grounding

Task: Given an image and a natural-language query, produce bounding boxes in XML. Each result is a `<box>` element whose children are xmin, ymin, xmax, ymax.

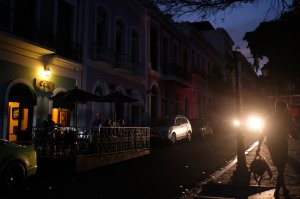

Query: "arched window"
<box><xmin>96</xmin><ymin>6</ymin><xmax>109</xmax><ymax>47</ymax></box>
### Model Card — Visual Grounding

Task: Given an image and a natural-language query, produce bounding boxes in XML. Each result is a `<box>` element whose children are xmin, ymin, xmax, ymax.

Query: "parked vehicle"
<box><xmin>0</xmin><ymin>139</ymin><xmax>37</xmax><ymax>191</ymax></box>
<box><xmin>190</xmin><ymin>118</ymin><xmax>213</xmax><ymax>139</ymax></box>
<box><xmin>150</xmin><ymin>115</ymin><xmax>192</xmax><ymax>145</ymax></box>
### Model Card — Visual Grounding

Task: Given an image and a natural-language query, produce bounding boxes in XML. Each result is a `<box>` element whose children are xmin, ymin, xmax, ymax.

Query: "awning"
<box><xmin>9</xmin><ymin>83</ymin><xmax>37</xmax><ymax>106</ymax></box>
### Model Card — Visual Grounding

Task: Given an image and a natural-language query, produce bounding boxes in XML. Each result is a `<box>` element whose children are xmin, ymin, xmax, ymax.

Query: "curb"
<box><xmin>180</xmin><ymin>141</ymin><xmax>259</xmax><ymax>198</ymax></box>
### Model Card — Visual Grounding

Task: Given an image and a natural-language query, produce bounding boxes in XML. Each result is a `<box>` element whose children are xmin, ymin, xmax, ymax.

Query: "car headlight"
<box><xmin>246</xmin><ymin>115</ymin><xmax>264</xmax><ymax>131</ymax></box>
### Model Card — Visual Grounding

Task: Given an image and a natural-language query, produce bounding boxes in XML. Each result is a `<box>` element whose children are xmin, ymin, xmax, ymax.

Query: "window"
<box><xmin>163</xmin><ymin>37</ymin><xmax>169</xmax><ymax>64</ymax></box>
<box><xmin>201</xmin><ymin>57</ymin><xmax>205</xmax><ymax>71</ymax></box>
<box><xmin>191</xmin><ymin>49</ymin><xmax>195</xmax><ymax>66</ymax></box>
<box><xmin>183</xmin><ymin>48</ymin><xmax>188</xmax><ymax>69</ymax></box>
<box><xmin>131</xmin><ymin>29</ymin><xmax>139</xmax><ymax>63</ymax></box>
<box><xmin>96</xmin><ymin>6</ymin><xmax>108</xmax><ymax>47</ymax></box>
<box><xmin>197</xmin><ymin>54</ymin><xmax>201</xmax><ymax>72</ymax></box>
<box><xmin>208</xmin><ymin>62</ymin><xmax>212</xmax><ymax>76</ymax></box>
<box><xmin>150</xmin><ymin>26</ymin><xmax>158</xmax><ymax>70</ymax></box>
<box><xmin>13</xmin><ymin>0</ymin><xmax>36</xmax><ymax>38</ymax></box>
<box><xmin>173</xmin><ymin>44</ymin><xmax>178</xmax><ymax>65</ymax></box>
<box><xmin>181</xmin><ymin>118</ymin><xmax>188</xmax><ymax>124</ymax></box>
<box><xmin>40</xmin><ymin>0</ymin><xmax>54</xmax><ymax>45</ymax></box>
<box><xmin>56</xmin><ymin>1</ymin><xmax>74</xmax><ymax>59</ymax></box>
<box><xmin>115</xmin><ymin>19</ymin><xmax>125</xmax><ymax>54</ymax></box>
<box><xmin>175</xmin><ymin>118</ymin><xmax>181</xmax><ymax>126</ymax></box>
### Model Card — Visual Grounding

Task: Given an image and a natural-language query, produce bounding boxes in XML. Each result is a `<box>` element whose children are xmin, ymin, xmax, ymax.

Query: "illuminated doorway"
<box><xmin>52</xmin><ymin>108</ymin><xmax>71</xmax><ymax>127</ymax></box>
<box><xmin>8</xmin><ymin>83</ymin><xmax>37</xmax><ymax>143</ymax></box>
<box><xmin>52</xmin><ymin>91</ymin><xmax>73</xmax><ymax>127</ymax></box>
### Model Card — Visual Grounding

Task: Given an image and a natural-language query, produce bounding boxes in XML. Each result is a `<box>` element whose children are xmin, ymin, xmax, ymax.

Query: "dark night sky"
<box><xmin>178</xmin><ymin>1</ymin><xmax>292</xmax><ymax>73</ymax></box>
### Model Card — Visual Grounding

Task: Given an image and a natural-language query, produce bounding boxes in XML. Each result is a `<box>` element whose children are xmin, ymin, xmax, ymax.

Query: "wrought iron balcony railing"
<box><xmin>92</xmin><ymin>44</ymin><xmax>115</xmax><ymax>64</ymax></box>
<box><xmin>0</xmin><ymin>3</ymin><xmax>56</xmax><ymax>48</ymax></box>
<box><xmin>114</xmin><ymin>53</ymin><xmax>133</xmax><ymax>71</ymax></box>
<box><xmin>161</xmin><ymin>62</ymin><xmax>192</xmax><ymax>81</ymax></box>
<box><xmin>0</xmin><ymin>3</ymin><xmax>82</xmax><ymax>62</ymax></box>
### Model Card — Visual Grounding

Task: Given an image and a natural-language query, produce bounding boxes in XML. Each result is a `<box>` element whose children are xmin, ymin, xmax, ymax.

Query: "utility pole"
<box><xmin>231</xmin><ymin>49</ymin><xmax>251</xmax><ymax>188</ymax></box>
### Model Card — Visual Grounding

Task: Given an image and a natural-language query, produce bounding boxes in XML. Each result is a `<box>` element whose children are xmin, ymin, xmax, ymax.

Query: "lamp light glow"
<box><xmin>41</xmin><ymin>66</ymin><xmax>51</xmax><ymax>77</ymax></box>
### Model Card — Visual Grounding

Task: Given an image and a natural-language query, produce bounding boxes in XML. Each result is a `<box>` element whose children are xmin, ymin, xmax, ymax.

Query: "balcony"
<box><xmin>92</xmin><ymin>44</ymin><xmax>115</xmax><ymax>64</ymax></box>
<box><xmin>114</xmin><ymin>53</ymin><xmax>146</xmax><ymax>79</ymax></box>
<box><xmin>161</xmin><ymin>63</ymin><xmax>192</xmax><ymax>87</ymax></box>
<box><xmin>0</xmin><ymin>4</ymin><xmax>56</xmax><ymax>49</ymax></box>
<box><xmin>191</xmin><ymin>66</ymin><xmax>208</xmax><ymax>79</ymax></box>
<box><xmin>209</xmin><ymin>77</ymin><xmax>233</xmax><ymax>96</ymax></box>
<box><xmin>56</xmin><ymin>40</ymin><xmax>82</xmax><ymax>62</ymax></box>
<box><xmin>132</xmin><ymin>60</ymin><xmax>146</xmax><ymax>78</ymax></box>
<box><xmin>114</xmin><ymin>53</ymin><xmax>133</xmax><ymax>71</ymax></box>
<box><xmin>0</xmin><ymin>3</ymin><xmax>82</xmax><ymax>62</ymax></box>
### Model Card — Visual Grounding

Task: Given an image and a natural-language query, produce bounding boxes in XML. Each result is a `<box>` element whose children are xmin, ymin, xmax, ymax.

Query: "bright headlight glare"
<box><xmin>233</xmin><ymin>119</ymin><xmax>240</xmax><ymax>127</ymax></box>
<box><xmin>246</xmin><ymin>116</ymin><xmax>263</xmax><ymax>131</ymax></box>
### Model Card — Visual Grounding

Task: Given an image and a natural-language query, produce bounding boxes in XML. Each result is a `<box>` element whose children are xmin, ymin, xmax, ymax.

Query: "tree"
<box><xmin>150</xmin><ymin>0</ymin><xmax>292</xmax><ymax>20</ymax></box>
<box><xmin>243</xmin><ymin>1</ymin><xmax>300</xmax><ymax>78</ymax></box>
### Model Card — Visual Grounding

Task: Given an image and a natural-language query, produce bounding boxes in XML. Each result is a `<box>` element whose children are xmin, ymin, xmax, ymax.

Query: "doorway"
<box><xmin>8</xmin><ymin>83</ymin><xmax>37</xmax><ymax>143</ymax></box>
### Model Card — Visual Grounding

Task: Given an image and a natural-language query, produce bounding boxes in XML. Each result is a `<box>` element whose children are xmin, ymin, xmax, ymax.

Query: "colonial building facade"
<box><xmin>1</xmin><ymin>0</ymin><xmax>260</xmax><ymax>142</ymax></box>
<box><xmin>0</xmin><ymin>0</ymin><xmax>83</xmax><ymax>141</ymax></box>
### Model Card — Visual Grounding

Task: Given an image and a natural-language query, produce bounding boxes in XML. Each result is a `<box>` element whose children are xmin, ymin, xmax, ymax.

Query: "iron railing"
<box><xmin>32</xmin><ymin>126</ymin><xmax>150</xmax><ymax>157</ymax></box>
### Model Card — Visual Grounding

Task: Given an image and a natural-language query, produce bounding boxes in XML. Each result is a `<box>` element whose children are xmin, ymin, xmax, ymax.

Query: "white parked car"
<box><xmin>150</xmin><ymin>115</ymin><xmax>192</xmax><ymax>145</ymax></box>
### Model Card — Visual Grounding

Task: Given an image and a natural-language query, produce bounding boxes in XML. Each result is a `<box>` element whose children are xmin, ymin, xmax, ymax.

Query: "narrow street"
<box><xmin>4</xmin><ymin>131</ymin><xmax>259</xmax><ymax>199</ymax></box>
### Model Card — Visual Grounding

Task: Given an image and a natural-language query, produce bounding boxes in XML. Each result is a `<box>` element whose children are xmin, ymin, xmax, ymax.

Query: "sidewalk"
<box><xmin>180</xmin><ymin>138</ymin><xmax>300</xmax><ymax>199</ymax></box>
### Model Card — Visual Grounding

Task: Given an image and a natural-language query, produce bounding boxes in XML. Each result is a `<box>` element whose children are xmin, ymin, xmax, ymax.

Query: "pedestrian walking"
<box><xmin>256</xmin><ymin>100</ymin><xmax>296</xmax><ymax>198</ymax></box>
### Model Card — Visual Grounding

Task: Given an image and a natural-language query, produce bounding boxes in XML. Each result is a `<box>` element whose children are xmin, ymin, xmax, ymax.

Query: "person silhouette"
<box><xmin>92</xmin><ymin>112</ymin><xmax>102</xmax><ymax>126</ymax></box>
<box><xmin>101</xmin><ymin>117</ymin><xmax>112</xmax><ymax>127</ymax></box>
<box><xmin>42</xmin><ymin>114</ymin><xmax>55</xmax><ymax>154</ymax></box>
<box><xmin>256</xmin><ymin>100</ymin><xmax>296</xmax><ymax>198</ymax></box>
<box><xmin>92</xmin><ymin>112</ymin><xmax>102</xmax><ymax>132</ymax></box>
<box><xmin>117</xmin><ymin>119</ymin><xmax>125</xmax><ymax>127</ymax></box>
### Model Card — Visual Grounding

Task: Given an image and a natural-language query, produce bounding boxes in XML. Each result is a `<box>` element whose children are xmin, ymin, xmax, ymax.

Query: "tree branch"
<box><xmin>149</xmin><ymin>0</ymin><xmax>292</xmax><ymax>20</ymax></box>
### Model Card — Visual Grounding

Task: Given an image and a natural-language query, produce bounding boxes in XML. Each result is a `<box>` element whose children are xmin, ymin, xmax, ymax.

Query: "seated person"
<box><xmin>101</xmin><ymin>117</ymin><xmax>112</xmax><ymax>127</ymax></box>
<box><xmin>117</xmin><ymin>119</ymin><xmax>125</xmax><ymax>127</ymax></box>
